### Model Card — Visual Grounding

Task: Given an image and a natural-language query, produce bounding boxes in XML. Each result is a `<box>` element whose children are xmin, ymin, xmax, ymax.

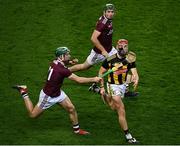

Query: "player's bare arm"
<box><xmin>130</xmin><ymin>68</ymin><xmax>139</xmax><ymax>90</ymax></box>
<box><xmin>68</xmin><ymin>73</ymin><xmax>101</xmax><ymax>84</ymax></box>
<box><xmin>91</xmin><ymin>30</ymin><xmax>108</xmax><ymax>57</ymax></box>
<box><xmin>98</xmin><ymin>66</ymin><xmax>107</xmax><ymax>95</ymax></box>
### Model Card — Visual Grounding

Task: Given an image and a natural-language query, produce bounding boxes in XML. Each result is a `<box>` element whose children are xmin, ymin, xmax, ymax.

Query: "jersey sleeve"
<box><xmin>102</xmin><ymin>59</ymin><xmax>109</xmax><ymax>69</ymax></box>
<box><xmin>62</xmin><ymin>68</ymin><xmax>72</xmax><ymax>78</ymax></box>
<box><xmin>96</xmin><ymin>19</ymin><xmax>106</xmax><ymax>32</ymax></box>
<box><xmin>128</xmin><ymin>62</ymin><xmax>136</xmax><ymax>69</ymax></box>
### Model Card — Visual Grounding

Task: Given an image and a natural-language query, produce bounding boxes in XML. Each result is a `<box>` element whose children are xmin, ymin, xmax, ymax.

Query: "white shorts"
<box><xmin>37</xmin><ymin>90</ymin><xmax>67</xmax><ymax>109</ymax></box>
<box><xmin>107</xmin><ymin>83</ymin><xmax>127</xmax><ymax>98</ymax></box>
<box><xmin>86</xmin><ymin>47</ymin><xmax>117</xmax><ymax>65</ymax></box>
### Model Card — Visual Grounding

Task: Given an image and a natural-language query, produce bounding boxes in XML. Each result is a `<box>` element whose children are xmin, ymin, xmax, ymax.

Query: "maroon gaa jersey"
<box><xmin>43</xmin><ymin>60</ymin><xmax>72</xmax><ymax>97</ymax></box>
<box><xmin>93</xmin><ymin>15</ymin><xmax>113</xmax><ymax>54</ymax></box>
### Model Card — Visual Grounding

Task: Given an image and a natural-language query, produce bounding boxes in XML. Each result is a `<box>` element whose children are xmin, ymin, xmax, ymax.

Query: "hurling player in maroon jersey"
<box><xmin>69</xmin><ymin>4</ymin><xmax>117</xmax><ymax>72</ymax></box>
<box><xmin>13</xmin><ymin>47</ymin><xmax>101</xmax><ymax>135</ymax></box>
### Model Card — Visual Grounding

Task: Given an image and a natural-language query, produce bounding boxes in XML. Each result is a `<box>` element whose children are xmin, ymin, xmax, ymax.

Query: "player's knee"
<box><xmin>115</xmin><ymin>102</ymin><xmax>125</xmax><ymax>111</ymax></box>
<box><xmin>29</xmin><ymin>110</ymin><xmax>42</xmax><ymax>118</ymax></box>
<box><xmin>79</xmin><ymin>64</ymin><xmax>85</xmax><ymax>70</ymax></box>
<box><xmin>117</xmin><ymin>105</ymin><xmax>126</xmax><ymax>116</ymax></box>
<box><xmin>67</xmin><ymin>105</ymin><xmax>76</xmax><ymax>114</ymax></box>
<box><xmin>110</xmin><ymin>105</ymin><xmax>116</xmax><ymax>110</ymax></box>
<box><xmin>29</xmin><ymin>113</ymin><xmax>38</xmax><ymax>118</ymax></box>
<box><xmin>109</xmin><ymin>102</ymin><xmax>116</xmax><ymax>110</ymax></box>
<box><xmin>80</xmin><ymin>62</ymin><xmax>91</xmax><ymax>70</ymax></box>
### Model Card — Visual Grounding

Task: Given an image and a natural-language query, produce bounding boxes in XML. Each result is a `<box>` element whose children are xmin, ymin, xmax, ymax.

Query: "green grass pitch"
<box><xmin>0</xmin><ymin>0</ymin><xmax>180</xmax><ymax>144</ymax></box>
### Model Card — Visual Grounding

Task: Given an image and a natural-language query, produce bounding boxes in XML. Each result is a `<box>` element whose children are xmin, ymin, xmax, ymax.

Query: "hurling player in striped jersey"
<box><xmin>89</xmin><ymin>39</ymin><xmax>139</xmax><ymax>144</ymax></box>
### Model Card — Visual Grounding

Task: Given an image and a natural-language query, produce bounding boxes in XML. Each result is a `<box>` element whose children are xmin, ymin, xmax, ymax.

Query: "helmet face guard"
<box><xmin>118</xmin><ymin>48</ymin><xmax>127</xmax><ymax>57</ymax></box>
<box><xmin>117</xmin><ymin>39</ymin><xmax>128</xmax><ymax>57</ymax></box>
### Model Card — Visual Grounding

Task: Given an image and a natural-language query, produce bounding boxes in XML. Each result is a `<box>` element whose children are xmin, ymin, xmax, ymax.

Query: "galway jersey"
<box><xmin>102</xmin><ymin>54</ymin><xmax>136</xmax><ymax>85</ymax></box>
<box><xmin>93</xmin><ymin>15</ymin><xmax>113</xmax><ymax>54</ymax></box>
<box><xmin>43</xmin><ymin>60</ymin><xmax>72</xmax><ymax>97</ymax></box>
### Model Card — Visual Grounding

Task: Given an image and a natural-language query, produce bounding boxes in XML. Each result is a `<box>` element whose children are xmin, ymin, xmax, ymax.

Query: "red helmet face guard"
<box><xmin>117</xmin><ymin>39</ymin><xmax>128</xmax><ymax>56</ymax></box>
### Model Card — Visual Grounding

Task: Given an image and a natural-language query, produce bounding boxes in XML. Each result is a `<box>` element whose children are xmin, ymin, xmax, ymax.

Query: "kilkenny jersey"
<box><xmin>102</xmin><ymin>54</ymin><xmax>136</xmax><ymax>85</ymax></box>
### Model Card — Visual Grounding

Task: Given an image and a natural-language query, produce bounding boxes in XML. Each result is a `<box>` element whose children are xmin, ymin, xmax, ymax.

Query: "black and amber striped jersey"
<box><xmin>102</xmin><ymin>54</ymin><xmax>136</xmax><ymax>85</ymax></box>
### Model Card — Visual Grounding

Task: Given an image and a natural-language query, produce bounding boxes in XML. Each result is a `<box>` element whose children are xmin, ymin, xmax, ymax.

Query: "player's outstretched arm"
<box><xmin>68</xmin><ymin>73</ymin><xmax>101</xmax><ymax>84</ymax></box>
